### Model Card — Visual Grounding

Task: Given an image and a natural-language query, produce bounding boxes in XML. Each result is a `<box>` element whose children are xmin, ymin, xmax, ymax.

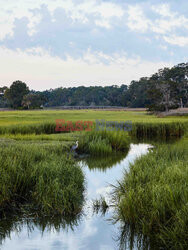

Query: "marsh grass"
<box><xmin>0</xmin><ymin>110</ymin><xmax>187</xmax><ymax>140</ymax></box>
<box><xmin>0</xmin><ymin>110</ymin><xmax>188</xmax><ymax>247</ymax></box>
<box><xmin>78</xmin><ymin>130</ymin><xmax>130</xmax><ymax>156</ymax></box>
<box><xmin>0</xmin><ymin>119</ymin><xmax>94</xmax><ymax>135</ymax></box>
<box><xmin>93</xmin><ymin>196</ymin><xmax>109</xmax><ymax>215</ymax></box>
<box><xmin>0</xmin><ymin>144</ymin><xmax>85</xmax><ymax>216</ymax></box>
<box><xmin>0</xmin><ymin>122</ymin><xmax>57</xmax><ymax>135</ymax></box>
<box><xmin>130</xmin><ymin>121</ymin><xmax>188</xmax><ymax>139</ymax></box>
<box><xmin>113</xmin><ymin>137</ymin><xmax>188</xmax><ymax>249</ymax></box>
<box><xmin>0</xmin><ymin>133</ymin><xmax>79</xmax><ymax>141</ymax></box>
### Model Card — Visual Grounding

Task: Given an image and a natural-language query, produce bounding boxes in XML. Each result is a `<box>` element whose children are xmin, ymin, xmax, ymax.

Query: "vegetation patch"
<box><xmin>93</xmin><ymin>196</ymin><xmax>109</xmax><ymax>215</ymax></box>
<box><xmin>0</xmin><ymin>144</ymin><xmax>85</xmax><ymax>217</ymax></box>
<box><xmin>113</xmin><ymin>136</ymin><xmax>188</xmax><ymax>249</ymax></box>
<box><xmin>78</xmin><ymin>130</ymin><xmax>130</xmax><ymax>156</ymax></box>
<box><xmin>130</xmin><ymin>121</ymin><xmax>188</xmax><ymax>139</ymax></box>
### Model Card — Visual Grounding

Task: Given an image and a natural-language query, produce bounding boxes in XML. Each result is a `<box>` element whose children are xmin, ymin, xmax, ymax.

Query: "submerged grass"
<box><xmin>0</xmin><ymin>144</ymin><xmax>85</xmax><ymax>216</ymax></box>
<box><xmin>114</xmin><ymin>135</ymin><xmax>188</xmax><ymax>249</ymax></box>
<box><xmin>93</xmin><ymin>196</ymin><xmax>109</xmax><ymax>215</ymax></box>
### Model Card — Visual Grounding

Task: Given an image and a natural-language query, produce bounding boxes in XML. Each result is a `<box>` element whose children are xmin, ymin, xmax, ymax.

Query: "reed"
<box><xmin>113</xmin><ymin>137</ymin><xmax>188</xmax><ymax>249</ymax></box>
<box><xmin>78</xmin><ymin>130</ymin><xmax>130</xmax><ymax>156</ymax></box>
<box><xmin>130</xmin><ymin>121</ymin><xmax>188</xmax><ymax>139</ymax></box>
<box><xmin>93</xmin><ymin>196</ymin><xmax>109</xmax><ymax>215</ymax></box>
<box><xmin>0</xmin><ymin>133</ymin><xmax>79</xmax><ymax>142</ymax></box>
<box><xmin>0</xmin><ymin>144</ymin><xmax>85</xmax><ymax>216</ymax></box>
<box><xmin>1</xmin><ymin>110</ymin><xmax>187</xmax><ymax>140</ymax></box>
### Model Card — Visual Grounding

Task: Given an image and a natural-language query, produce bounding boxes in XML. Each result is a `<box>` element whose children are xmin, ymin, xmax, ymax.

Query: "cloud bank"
<box><xmin>0</xmin><ymin>0</ymin><xmax>187</xmax><ymax>90</ymax></box>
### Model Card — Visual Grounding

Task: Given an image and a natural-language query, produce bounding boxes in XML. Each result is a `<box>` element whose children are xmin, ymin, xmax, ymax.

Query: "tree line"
<box><xmin>0</xmin><ymin>62</ymin><xmax>188</xmax><ymax>111</ymax></box>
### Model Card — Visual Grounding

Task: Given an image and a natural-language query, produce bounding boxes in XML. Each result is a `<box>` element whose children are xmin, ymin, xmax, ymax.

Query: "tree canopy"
<box><xmin>4</xmin><ymin>81</ymin><xmax>29</xmax><ymax>109</ymax></box>
<box><xmin>1</xmin><ymin>63</ymin><xmax>188</xmax><ymax>110</ymax></box>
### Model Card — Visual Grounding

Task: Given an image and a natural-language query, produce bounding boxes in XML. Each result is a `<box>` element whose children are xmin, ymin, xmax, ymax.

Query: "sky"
<box><xmin>0</xmin><ymin>0</ymin><xmax>188</xmax><ymax>90</ymax></box>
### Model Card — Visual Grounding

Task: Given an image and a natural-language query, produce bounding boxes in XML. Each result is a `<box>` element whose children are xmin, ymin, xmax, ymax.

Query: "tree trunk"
<box><xmin>165</xmin><ymin>93</ymin><xmax>169</xmax><ymax>112</ymax></box>
<box><xmin>180</xmin><ymin>98</ymin><xmax>183</xmax><ymax>108</ymax></box>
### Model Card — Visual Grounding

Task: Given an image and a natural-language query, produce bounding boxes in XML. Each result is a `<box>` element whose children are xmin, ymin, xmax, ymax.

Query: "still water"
<box><xmin>0</xmin><ymin>144</ymin><xmax>151</xmax><ymax>250</ymax></box>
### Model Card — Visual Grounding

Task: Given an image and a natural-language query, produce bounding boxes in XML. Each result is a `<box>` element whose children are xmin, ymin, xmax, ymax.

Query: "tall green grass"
<box><xmin>78</xmin><ymin>130</ymin><xmax>130</xmax><ymax>156</ymax></box>
<box><xmin>130</xmin><ymin>121</ymin><xmax>188</xmax><ymax>139</ymax></box>
<box><xmin>0</xmin><ymin>133</ymin><xmax>79</xmax><ymax>142</ymax></box>
<box><xmin>0</xmin><ymin>110</ymin><xmax>187</xmax><ymax>140</ymax></box>
<box><xmin>0</xmin><ymin>122</ymin><xmax>57</xmax><ymax>135</ymax></box>
<box><xmin>113</xmin><ymin>137</ymin><xmax>188</xmax><ymax>249</ymax></box>
<box><xmin>0</xmin><ymin>144</ymin><xmax>85</xmax><ymax>216</ymax></box>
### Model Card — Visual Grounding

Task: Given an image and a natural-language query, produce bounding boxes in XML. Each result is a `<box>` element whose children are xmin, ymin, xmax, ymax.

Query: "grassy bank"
<box><xmin>131</xmin><ymin>121</ymin><xmax>187</xmax><ymax>139</ymax></box>
<box><xmin>0</xmin><ymin>144</ymin><xmax>85</xmax><ymax>216</ymax></box>
<box><xmin>114</xmin><ymin>135</ymin><xmax>188</xmax><ymax>249</ymax></box>
<box><xmin>78</xmin><ymin>130</ymin><xmax>130</xmax><ymax>156</ymax></box>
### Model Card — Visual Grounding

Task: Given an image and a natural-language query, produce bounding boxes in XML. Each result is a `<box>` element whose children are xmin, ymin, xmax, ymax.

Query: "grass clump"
<box><xmin>130</xmin><ymin>121</ymin><xmax>188</xmax><ymax>139</ymax></box>
<box><xmin>113</xmin><ymin>138</ymin><xmax>188</xmax><ymax>249</ymax></box>
<box><xmin>93</xmin><ymin>196</ymin><xmax>109</xmax><ymax>215</ymax></box>
<box><xmin>0</xmin><ymin>122</ymin><xmax>57</xmax><ymax>135</ymax></box>
<box><xmin>0</xmin><ymin>144</ymin><xmax>85</xmax><ymax>216</ymax></box>
<box><xmin>78</xmin><ymin>130</ymin><xmax>130</xmax><ymax>156</ymax></box>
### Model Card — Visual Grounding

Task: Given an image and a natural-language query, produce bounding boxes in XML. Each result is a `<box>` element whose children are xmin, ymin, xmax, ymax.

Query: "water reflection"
<box><xmin>0</xmin><ymin>144</ymin><xmax>151</xmax><ymax>250</ymax></box>
<box><xmin>116</xmin><ymin>223</ymin><xmax>164</xmax><ymax>250</ymax></box>
<box><xmin>82</xmin><ymin>153</ymin><xmax>128</xmax><ymax>171</ymax></box>
<box><xmin>0</xmin><ymin>207</ymin><xmax>83</xmax><ymax>246</ymax></box>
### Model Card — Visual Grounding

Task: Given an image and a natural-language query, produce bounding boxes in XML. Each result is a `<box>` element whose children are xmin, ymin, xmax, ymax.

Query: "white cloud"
<box><xmin>152</xmin><ymin>15</ymin><xmax>188</xmax><ymax>35</ymax></box>
<box><xmin>163</xmin><ymin>35</ymin><xmax>188</xmax><ymax>47</ymax></box>
<box><xmin>95</xmin><ymin>20</ymin><xmax>111</xmax><ymax>29</ymax></box>
<box><xmin>0</xmin><ymin>0</ymin><xmax>125</xmax><ymax>41</ymax></box>
<box><xmin>127</xmin><ymin>5</ymin><xmax>151</xmax><ymax>32</ymax></box>
<box><xmin>152</xmin><ymin>4</ymin><xmax>174</xmax><ymax>17</ymax></box>
<box><xmin>126</xmin><ymin>3</ymin><xmax>188</xmax><ymax>47</ymax></box>
<box><xmin>95</xmin><ymin>2</ymin><xmax>124</xmax><ymax>19</ymax></box>
<box><xmin>0</xmin><ymin>46</ymin><xmax>173</xmax><ymax>90</ymax></box>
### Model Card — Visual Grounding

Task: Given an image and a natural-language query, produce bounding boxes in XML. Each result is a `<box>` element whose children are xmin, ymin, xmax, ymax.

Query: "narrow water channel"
<box><xmin>0</xmin><ymin>144</ymin><xmax>151</xmax><ymax>250</ymax></box>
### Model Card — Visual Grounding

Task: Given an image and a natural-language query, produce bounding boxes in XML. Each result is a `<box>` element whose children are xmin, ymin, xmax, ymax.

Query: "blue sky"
<box><xmin>0</xmin><ymin>0</ymin><xmax>188</xmax><ymax>90</ymax></box>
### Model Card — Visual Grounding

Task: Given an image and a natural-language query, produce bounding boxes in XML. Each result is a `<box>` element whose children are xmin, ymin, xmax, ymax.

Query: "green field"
<box><xmin>0</xmin><ymin>109</ymin><xmax>187</xmax><ymax>141</ymax></box>
<box><xmin>0</xmin><ymin>110</ymin><xmax>188</xmax><ymax>126</ymax></box>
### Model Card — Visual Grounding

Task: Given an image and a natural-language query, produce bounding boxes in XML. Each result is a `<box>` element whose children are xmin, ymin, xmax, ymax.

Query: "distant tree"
<box><xmin>148</xmin><ymin>68</ymin><xmax>180</xmax><ymax>111</ymax></box>
<box><xmin>22</xmin><ymin>93</ymin><xmax>43</xmax><ymax>109</ymax></box>
<box><xmin>0</xmin><ymin>86</ymin><xmax>9</xmax><ymax>108</ymax></box>
<box><xmin>5</xmin><ymin>81</ymin><xmax>29</xmax><ymax>108</ymax></box>
<box><xmin>123</xmin><ymin>78</ymin><xmax>151</xmax><ymax>108</ymax></box>
<box><xmin>167</xmin><ymin>63</ymin><xmax>188</xmax><ymax>107</ymax></box>
<box><xmin>0</xmin><ymin>86</ymin><xmax>8</xmax><ymax>95</ymax></box>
